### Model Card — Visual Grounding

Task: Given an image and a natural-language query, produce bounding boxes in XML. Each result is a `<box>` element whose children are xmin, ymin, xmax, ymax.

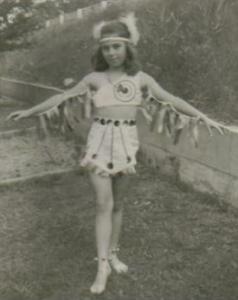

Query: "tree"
<box><xmin>0</xmin><ymin>0</ymin><xmax>39</xmax><ymax>51</ymax></box>
<box><xmin>0</xmin><ymin>0</ymin><xmax>103</xmax><ymax>51</ymax></box>
<box><xmin>57</xmin><ymin>0</ymin><xmax>102</xmax><ymax>12</ymax></box>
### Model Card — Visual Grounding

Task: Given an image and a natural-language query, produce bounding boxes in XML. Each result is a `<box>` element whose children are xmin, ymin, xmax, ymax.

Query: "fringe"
<box><xmin>141</xmin><ymin>98</ymin><xmax>209</xmax><ymax>147</ymax></box>
<box><xmin>80</xmin><ymin>159</ymin><xmax>136</xmax><ymax>177</ymax></box>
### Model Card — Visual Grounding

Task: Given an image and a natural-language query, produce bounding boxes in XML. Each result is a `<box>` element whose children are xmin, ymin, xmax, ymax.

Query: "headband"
<box><xmin>99</xmin><ymin>36</ymin><xmax>132</xmax><ymax>44</ymax></box>
<box><xmin>93</xmin><ymin>12</ymin><xmax>140</xmax><ymax>45</ymax></box>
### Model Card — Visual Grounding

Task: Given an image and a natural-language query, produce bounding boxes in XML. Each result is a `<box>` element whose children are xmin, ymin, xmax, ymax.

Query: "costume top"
<box><xmin>89</xmin><ymin>71</ymin><xmax>143</xmax><ymax>108</ymax></box>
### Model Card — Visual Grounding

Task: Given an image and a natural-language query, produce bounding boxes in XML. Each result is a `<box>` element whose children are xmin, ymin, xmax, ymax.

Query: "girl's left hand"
<box><xmin>200</xmin><ymin>116</ymin><xmax>225</xmax><ymax>136</ymax></box>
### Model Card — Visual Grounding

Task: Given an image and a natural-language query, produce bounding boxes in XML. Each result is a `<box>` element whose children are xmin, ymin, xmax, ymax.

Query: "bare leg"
<box><xmin>109</xmin><ymin>174</ymin><xmax>130</xmax><ymax>273</ymax></box>
<box><xmin>89</xmin><ymin>172</ymin><xmax>113</xmax><ymax>294</ymax></box>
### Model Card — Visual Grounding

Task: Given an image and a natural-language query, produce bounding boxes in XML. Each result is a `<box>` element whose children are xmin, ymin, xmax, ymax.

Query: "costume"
<box><xmin>80</xmin><ymin>72</ymin><xmax>143</xmax><ymax>176</ymax></box>
<box><xmin>35</xmin><ymin>13</ymin><xmax>144</xmax><ymax>177</ymax></box>
<box><xmin>35</xmin><ymin>13</ymin><xmax>217</xmax><ymax>176</ymax></box>
<box><xmin>80</xmin><ymin>117</ymin><xmax>139</xmax><ymax>176</ymax></box>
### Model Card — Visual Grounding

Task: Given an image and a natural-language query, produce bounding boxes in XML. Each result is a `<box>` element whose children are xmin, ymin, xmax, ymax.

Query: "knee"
<box><xmin>96</xmin><ymin>195</ymin><xmax>113</xmax><ymax>213</ymax></box>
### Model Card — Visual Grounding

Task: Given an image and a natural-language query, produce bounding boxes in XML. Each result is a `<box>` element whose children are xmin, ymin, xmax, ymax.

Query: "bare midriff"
<box><xmin>94</xmin><ymin>106</ymin><xmax>138</xmax><ymax>120</ymax></box>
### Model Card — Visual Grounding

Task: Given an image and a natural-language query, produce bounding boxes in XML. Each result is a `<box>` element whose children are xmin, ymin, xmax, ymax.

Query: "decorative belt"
<box><xmin>92</xmin><ymin>117</ymin><xmax>136</xmax><ymax>170</ymax></box>
<box><xmin>94</xmin><ymin>117</ymin><xmax>136</xmax><ymax>126</ymax></box>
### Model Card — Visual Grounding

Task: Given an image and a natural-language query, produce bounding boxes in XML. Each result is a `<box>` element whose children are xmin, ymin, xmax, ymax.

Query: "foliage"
<box><xmin>0</xmin><ymin>0</ymin><xmax>102</xmax><ymax>51</ymax></box>
<box><xmin>0</xmin><ymin>0</ymin><xmax>237</xmax><ymax>122</ymax></box>
<box><xmin>33</xmin><ymin>0</ymin><xmax>102</xmax><ymax>19</ymax></box>
<box><xmin>0</xmin><ymin>0</ymin><xmax>37</xmax><ymax>50</ymax></box>
<box><xmin>138</xmin><ymin>0</ymin><xmax>238</xmax><ymax>122</ymax></box>
<box><xmin>53</xmin><ymin>0</ymin><xmax>102</xmax><ymax>12</ymax></box>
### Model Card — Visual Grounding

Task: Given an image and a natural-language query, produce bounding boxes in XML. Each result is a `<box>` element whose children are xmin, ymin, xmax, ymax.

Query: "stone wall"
<box><xmin>137</xmin><ymin>113</ymin><xmax>238</xmax><ymax>207</ymax></box>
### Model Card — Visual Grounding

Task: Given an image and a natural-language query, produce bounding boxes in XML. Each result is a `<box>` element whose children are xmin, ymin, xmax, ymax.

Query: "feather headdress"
<box><xmin>92</xmin><ymin>12</ymin><xmax>140</xmax><ymax>45</ymax></box>
<box><xmin>119</xmin><ymin>12</ymin><xmax>140</xmax><ymax>45</ymax></box>
<box><xmin>92</xmin><ymin>20</ymin><xmax>106</xmax><ymax>40</ymax></box>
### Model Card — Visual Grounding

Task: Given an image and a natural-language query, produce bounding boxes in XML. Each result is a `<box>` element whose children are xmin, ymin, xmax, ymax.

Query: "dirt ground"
<box><xmin>0</xmin><ymin>165</ymin><xmax>238</xmax><ymax>300</ymax></box>
<box><xmin>0</xmin><ymin>98</ymin><xmax>80</xmax><ymax>182</ymax></box>
<box><xmin>0</xmin><ymin>130</ymin><xmax>77</xmax><ymax>182</ymax></box>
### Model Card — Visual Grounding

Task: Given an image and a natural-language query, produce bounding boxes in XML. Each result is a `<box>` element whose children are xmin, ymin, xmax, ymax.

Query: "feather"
<box><xmin>168</xmin><ymin>110</ymin><xmax>176</xmax><ymax>135</ymax></box>
<box><xmin>150</xmin><ymin>105</ymin><xmax>160</xmax><ymax>132</ymax></box>
<box><xmin>175</xmin><ymin>114</ymin><xmax>190</xmax><ymax>130</ymax></box>
<box><xmin>47</xmin><ymin>106</ymin><xmax>59</xmax><ymax>120</ymax></box>
<box><xmin>140</xmin><ymin>107</ymin><xmax>153</xmax><ymax>123</ymax></box>
<box><xmin>164</xmin><ymin>109</ymin><xmax>172</xmax><ymax>137</ymax></box>
<box><xmin>193</xmin><ymin>123</ymin><xmax>199</xmax><ymax>147</ymax></box>
<box><xmin>39</xmin><ymin>114</ymin><xmax>49</xmax><ymax>136</ymax></box>
<box><xmin>92</xmin><ymin>21</ymin><xmax>107</xmax><ymax>40</ymax></box>
<box><xmin>188</xmin><ymin>118</ymin><xmax>199</xmax><ymax>148</ymax></box>
<box><xmin>119</xmin><ymin>12</ymin><xmax>140</xmax><ymax>45</ymax></box>
<box><xmin>157</xmin><ymin>105</ymin><xmax>168</xmax><ymax>134</ymax></box>
<box><xmin>172</xmin><ymin>114</ymin><xmax>189</xmax><ymax>145</ymax></box>
<box><xmin>173</xmin><ymin>128</ymin><xmax>183</xmax><ymax>145</ymax></box>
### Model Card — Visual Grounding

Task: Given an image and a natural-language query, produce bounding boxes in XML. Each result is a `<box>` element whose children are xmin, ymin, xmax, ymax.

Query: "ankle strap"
<box><xmin>94</xmin><ymin>257</ymin><xmax>108</xmax><ymax>262</ymax></box>
<box><xmin>110</xmin><ymin>247</ymin><xmax>120</xmax><ymax>254</ymax></box>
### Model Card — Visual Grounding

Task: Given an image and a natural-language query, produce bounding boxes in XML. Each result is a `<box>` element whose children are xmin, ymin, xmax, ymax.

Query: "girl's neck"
<box><xmin>105</xmin><ymin>68</ymin><xmax>126</xmax><ymax>85</ymax></box>
<box><xmin>107</xmin><ymin>66</ymin><xmax>125</xmax><ymax>74</ymax></box>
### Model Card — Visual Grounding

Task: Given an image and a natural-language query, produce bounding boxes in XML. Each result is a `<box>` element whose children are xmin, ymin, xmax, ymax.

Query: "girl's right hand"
<box><xmin>7</xmin><ymin>110</ymin><xmax>31</xmax><ymax>121</ymax></box>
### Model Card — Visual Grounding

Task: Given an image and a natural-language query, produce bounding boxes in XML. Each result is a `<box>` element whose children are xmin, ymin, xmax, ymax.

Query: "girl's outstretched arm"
<box><xmin>141</xmin><ymin>72</ymin><xmax>224</xmax><ymax>134</ymax></box>
<box><xmin>7</xmin><ymin>78</ymin><xmax>89</xmax><ymax>121</ymax></box>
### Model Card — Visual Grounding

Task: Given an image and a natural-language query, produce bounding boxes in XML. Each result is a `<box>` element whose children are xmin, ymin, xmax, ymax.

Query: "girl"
<box><xmin>8</xmin><ymin>13</ymin><xmax>223</xmax><ymax>294</ymax></box>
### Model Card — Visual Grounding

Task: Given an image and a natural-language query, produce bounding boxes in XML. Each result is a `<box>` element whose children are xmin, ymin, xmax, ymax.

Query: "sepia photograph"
<box><xmin>0</xmin><ymin>0</ymin><xmax>238</xmax><ymax>299</ymax></box>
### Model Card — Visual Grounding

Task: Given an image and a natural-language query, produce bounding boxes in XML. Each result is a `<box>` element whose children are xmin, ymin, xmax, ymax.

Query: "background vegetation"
<box><xmin>0</xmin><ymin>0</ymin><xmax>237</xmax><ymax>123</ymax></box>
<box><xmin>0</xmin><ymin>0</ymin><xmax>102</xmax><ymax>51</ymax></box>
<box><xmin>1</xmin><ymin>2</ymin><xmax>238</xmax><ymax>299</ymax></box>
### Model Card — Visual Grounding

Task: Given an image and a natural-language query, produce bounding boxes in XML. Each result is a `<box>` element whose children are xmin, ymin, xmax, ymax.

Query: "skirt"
<box><xmin>80</xmin><ymin>117</ymin><xmax>140</xmax><ymax>176</ymax></box>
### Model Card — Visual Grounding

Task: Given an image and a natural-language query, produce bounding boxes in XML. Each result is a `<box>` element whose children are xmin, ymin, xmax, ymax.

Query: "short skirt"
<box><xmin>80</xmin><ymin>117</ymin><xmax>140</xmax><ymax>176</ymax></box>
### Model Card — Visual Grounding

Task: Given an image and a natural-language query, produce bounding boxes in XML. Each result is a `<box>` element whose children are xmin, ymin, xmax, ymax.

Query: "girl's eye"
<box><xmin>102</xmin><ymin>46</ymin><xmax>109</xmax><ymax>52</ymax></box>
<box><xmin>113</xmin><ymin>44</ymin><xmax>121</xmax><ymax>49</ymax></box>
<box><xmin>101</xmin><ymin>43</ymin><xmax>122</xmax><ymax>52</ymax></box>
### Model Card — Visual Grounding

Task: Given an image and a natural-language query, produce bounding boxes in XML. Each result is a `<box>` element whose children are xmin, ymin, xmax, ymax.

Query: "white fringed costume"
<box><xmin>80</xmin><ymin>71</ymin><xmax>143</xmax><ymax>176</ymax></box>
<box><xmin>35</xmin><ymin>13</ymin><xmax>223</xmax><ymax>177</ymax></box>
<box><xmin>80</xmin><ymin>117</ymin><xmax>139</xmax><ymax>176</ymax></box>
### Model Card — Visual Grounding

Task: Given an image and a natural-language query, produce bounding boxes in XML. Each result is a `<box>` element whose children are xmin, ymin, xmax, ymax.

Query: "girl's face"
<box><xmin>101</xmin><ymin>40</ymin><xmax>127</xmax><ymax>69</ymax></box>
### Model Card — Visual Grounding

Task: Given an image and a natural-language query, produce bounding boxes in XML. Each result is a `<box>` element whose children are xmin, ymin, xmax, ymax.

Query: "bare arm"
<box><xmin>142</xmin><ymin>72</ymin><xmax>207</xmax><ymax>118</ymax></box>
<box><xmin>8</xmin><ymin>76</ymin><xmax>90</xmax><ymax>121</ymax></box>
<box><xmin>141</xmin><ymin>72</ymin><xmax>224</xmax><ymax>134</ymax></box>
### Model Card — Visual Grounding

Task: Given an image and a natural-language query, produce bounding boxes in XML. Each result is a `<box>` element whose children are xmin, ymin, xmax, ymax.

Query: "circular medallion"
<box><xmin>113</xmin><ymin>80</ymin><xmax>136</xmax><ymax>102</ymax></box>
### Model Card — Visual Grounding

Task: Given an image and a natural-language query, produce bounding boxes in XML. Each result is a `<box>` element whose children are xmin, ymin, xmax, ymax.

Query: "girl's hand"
<box><xmin>7</xmin><ymin>110</ymin><xmax>31</xmax><ymax>121</ymax></box>
<box><xmin>200</xmin><ymin>116</ymin><xmax>224</xmax><ymax>136</ymax></box>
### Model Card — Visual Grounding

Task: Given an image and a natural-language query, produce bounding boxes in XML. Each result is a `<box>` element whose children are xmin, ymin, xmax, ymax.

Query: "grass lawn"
<box><xmin>0</xmin><ymin>164</ymin><xmax>238</xmax><ymax>300</ymax></box>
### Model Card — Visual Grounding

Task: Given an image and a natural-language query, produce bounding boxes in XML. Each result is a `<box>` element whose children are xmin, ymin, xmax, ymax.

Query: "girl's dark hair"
<box><xmin>91</xmin><ymin>21</ymin><xmax>141</xmax><ymax>75</ymax></box>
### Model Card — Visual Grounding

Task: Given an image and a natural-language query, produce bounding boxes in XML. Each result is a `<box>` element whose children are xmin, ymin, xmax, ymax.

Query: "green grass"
<box><xmin>0</xmin><ymin>165</ymin><xmax>238</xmax><ymax>300</ymax></box>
